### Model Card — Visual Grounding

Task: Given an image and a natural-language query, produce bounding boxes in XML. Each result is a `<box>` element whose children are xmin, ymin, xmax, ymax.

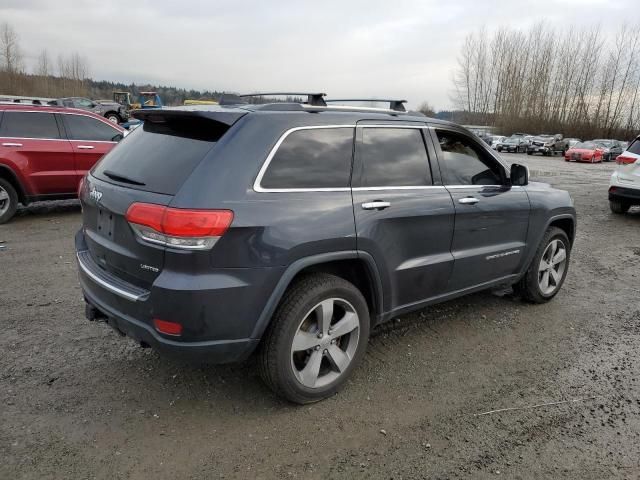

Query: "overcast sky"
<box><xmin>0</xmin><ymin>0</ymin><xmax>633</xmax><ymax>109</ymax></box>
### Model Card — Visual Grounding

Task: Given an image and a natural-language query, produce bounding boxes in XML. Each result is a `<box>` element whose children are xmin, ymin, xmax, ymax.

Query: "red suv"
<box><xmin>0</xmin><ymin>103</ymin><xmax>124</xmax><ymax>223</ymax></box>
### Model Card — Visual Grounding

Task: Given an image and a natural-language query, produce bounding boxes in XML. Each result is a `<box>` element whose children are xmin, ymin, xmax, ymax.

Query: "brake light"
<box><xmin>616</xmin><ymin>155</ymin><xmax>637</xmax><ymax>165</ymax></box>
<box><xmin>125</xmin><ymin>203</ymin><xmax>233</xmax><ymax>250</ymax></box>
<box><xmin>153</xmin><ymin>318</ymin><xmax>182</xmax><ymax>336</ymax></box>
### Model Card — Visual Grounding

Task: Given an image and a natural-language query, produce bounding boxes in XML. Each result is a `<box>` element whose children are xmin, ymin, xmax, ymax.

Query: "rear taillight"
<box><xmin>616</xmin><ymin>155</ymin><xmax>637</xmax><ymax>165</ymax></box>
<box><xmin>125</xmin><ymin>203</ymin><xmax>233</xmax><ymax>250</ymax></box>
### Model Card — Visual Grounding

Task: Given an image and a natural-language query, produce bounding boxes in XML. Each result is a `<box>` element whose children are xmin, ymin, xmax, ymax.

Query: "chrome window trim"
<box><xmin>352</xmin><ymin>185</ymin><xmax>446</xmax><ymax>191</ymax></box>
<box><xmin>253</xmin><ymin>125</ymin><xmax>356</xmax><ymax>193</ymax></box>
<box><xmin>0</xmin><ymin>110</ymin><xmax>122</xmax><ymax>142</ymax></box>
<box><xmin>254</xmin><ymin>124</ymin><xmax>437</xmax><ymax>193</ymax></box>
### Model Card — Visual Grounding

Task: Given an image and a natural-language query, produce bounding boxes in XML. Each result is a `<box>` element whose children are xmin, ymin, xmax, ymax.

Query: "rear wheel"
<box><xmin>0</xmin><ymin>178</ymin><xmax>18</xmax><ymax>224</ymax></box>
<box><xmin>258</xmin><ymin>273</ymin><xmax>370</xmax><ymax>404</ymax></box>
<box><xmin>609</xmin><ymin>200</ymin><xmax>630</xmax><ymax>214</ymax></box>
<box><xmin>516</xmin><ymin>227</ymin><xmax>570</xmax><ymax>303</ymax></box>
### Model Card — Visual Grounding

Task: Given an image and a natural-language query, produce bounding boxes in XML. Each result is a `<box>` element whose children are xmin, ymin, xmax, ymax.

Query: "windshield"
<box><xmin>505</xmin><ymin>138</ymin><xmax>520</xmax><ymax>144</ymax></box>
<box><xmin>574</xmin><ymin>142</ymin><xmax>596</xmax><ymax>149</ymax></box>
<box><xmin>594</xmin><ymin>140</ymin><xmax>613</xmax><ymax>147</ymax></box>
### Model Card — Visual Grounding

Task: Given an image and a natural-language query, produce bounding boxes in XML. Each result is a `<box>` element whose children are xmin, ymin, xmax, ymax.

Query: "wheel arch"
<box><xmin>548</xmin><ymin>215</ymin><xmax>575</xmax><ymax>246</ymax></box>
<box><xmin>251</xmin><ymin>251</ymin><xmax>384</xmax><ymax>340</ymax></box>
<box><xmin>0</xmin><ymin>164</ymin><xmax>27</xmax><ymax>204</ymax></box>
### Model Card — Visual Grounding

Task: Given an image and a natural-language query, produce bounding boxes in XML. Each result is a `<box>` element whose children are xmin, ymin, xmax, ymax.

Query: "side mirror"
<box><xmin>510</xmin><ymin>163</ymin><xmax>529</xmax><ymax>186</ymax></box>
<box><xmin>112</xmin><ymin>133</ymin><xmax>124</xmax><ymax>142</ymax></box>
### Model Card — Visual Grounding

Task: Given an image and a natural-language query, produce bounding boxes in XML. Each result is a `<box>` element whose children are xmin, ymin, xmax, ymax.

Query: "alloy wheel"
<box><xmin>290</xmin><ymin>298</ymin><xmax>360</xmax><ymax>389</ymax></box>
<box><xmin>0</xmin><ymin>185</ymin><xmax>10</xmax><ymax>216</ymax></box>
<box><xmin>538</xmin><ymin>239</ymin><xmax>567</xmax><ymax>295</ymax></box>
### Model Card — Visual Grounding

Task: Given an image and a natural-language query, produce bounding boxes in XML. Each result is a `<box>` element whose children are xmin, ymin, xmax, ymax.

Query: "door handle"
<box><xmin>458</xmin><ymin>197</ymin><xmax>479</xmax><ymax>205</ymax></box>
<box><xmin>2</xmin><ymin>142</ymin><xmax>22</xmax><ymax>147</ymax></box>
<box><xmin>77</xmin><ymin>145</ymin><xmax>95</xmax><ymax>150</ymax></box>
<box><xmin>362</xmin><ymin>201</ymin><xmax>391</xmax><ymax>210</ymax></box>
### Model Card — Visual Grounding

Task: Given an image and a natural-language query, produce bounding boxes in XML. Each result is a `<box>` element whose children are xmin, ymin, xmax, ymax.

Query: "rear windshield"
<box><xmin>92</xmin><ymin>117</ymin><xmax>226</xmax><ymax>194</ymax></box>
<box><xmin>627</xmin><ymin>139</ymin><xmax>640</xmax><ymax>155</ymax></box>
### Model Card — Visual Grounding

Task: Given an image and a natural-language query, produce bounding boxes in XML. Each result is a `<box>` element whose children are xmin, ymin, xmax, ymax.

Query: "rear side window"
<box><xmin>63</xmin><ymin>114</ymin><xmax>121</xmax><ymax>141</ymax></box>
<box><xmin>260</xmin><ymin>127</ymin><xmax>354</xmax><ymax>190</ymax></box>
<box><xmin>92</xmin><ymin>117</ymin><xmax>226</xmax><ymax>195</ymax></box>
<box><xmin>435</xmin><ymin>130</ymin><xmax>503</xmax><ymax>185</ymax></box>
<box><xmin>0</xmin><ymin>111</ymin><xmax>60</xmax><ymax>139</ymax></box>
<box><xmin>628</xmin><ymin>139</ymin><xmax>640</xmax><ymax>155</ymax></box>
<box><xmin>359</xmin><ymin>128</ymin><xmax>432</xmax><ymax>187</ymax></box>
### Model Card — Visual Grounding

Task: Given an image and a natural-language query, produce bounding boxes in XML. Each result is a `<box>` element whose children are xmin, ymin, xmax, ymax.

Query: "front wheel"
<box><xmin>515</xmin><ymin>227</ymin><xmax>571</xmax><ymax>303</ymax></box>
<box><xmin>258</xmin><ymin>273</ymin><xmax>370</xmax><ymax>404</ymax></box>
<box><xmin>105</xmin><ymin>113</ymin><xmax>120</xmax><ymax>124</ymax></box>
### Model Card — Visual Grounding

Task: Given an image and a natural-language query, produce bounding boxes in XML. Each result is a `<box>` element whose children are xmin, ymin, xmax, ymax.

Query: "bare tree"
<box><xmin>0</xmin><ymin>22</ymin><xmax>24</xmax><ymax>92</ymax></box>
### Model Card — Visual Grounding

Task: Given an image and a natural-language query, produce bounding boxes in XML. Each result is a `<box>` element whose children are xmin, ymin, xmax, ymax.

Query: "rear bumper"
<box><xmin>609</xmin><ymin>185</ymin><xmax>640</xmax><ymax>205</ymax></box>
<box><xmin>75</xmin><ymin>229</ymin><xmax>280</xmax><ymax>364</ymax></box>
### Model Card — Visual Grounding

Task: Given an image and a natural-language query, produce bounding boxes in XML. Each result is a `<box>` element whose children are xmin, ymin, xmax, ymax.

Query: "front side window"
<box><xmin>0</xmin><ymin>111</ymin><xmax>60</xmax><ymax>139</ymax></box>
<box><xmin>359</xmin><ymin>127</ymin><xmax>432</xmax><ymax>187</ymax></box>
<box><xmin>74</xmin><ymin>98</ymin><xmax>94</xmax><ymax>108</ymax></box>
<box><xmin>260</xmin><ymin>127</ymin><xmax>354</xmax><ymax>190</ymax></box>
<box><xmin>435</xmin><ymin>130</ymin><xmax>503</xmax><ymax>185</ymax></box>
<box><xmin>63</xmin><ymin>114</ymin><xmax>121</xmax><ymax>142</ymax></box>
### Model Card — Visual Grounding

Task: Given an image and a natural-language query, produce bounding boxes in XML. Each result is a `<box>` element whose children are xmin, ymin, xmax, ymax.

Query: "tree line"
<box><xmin>452</xmin><ymin>23</ymin><xmax>640</xmax><ymax>140</ymax></box>
<box><xmin>0</xmin><ymin>22</ymin><xmax>221</xmax><ymax>104</ymax></box>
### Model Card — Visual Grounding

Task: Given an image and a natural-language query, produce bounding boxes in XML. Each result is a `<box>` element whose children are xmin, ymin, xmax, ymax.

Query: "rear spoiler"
<box><xmin>132</xmin><ymin>108</ymin><xmax>247</xmax><ymax>126</ymax></box>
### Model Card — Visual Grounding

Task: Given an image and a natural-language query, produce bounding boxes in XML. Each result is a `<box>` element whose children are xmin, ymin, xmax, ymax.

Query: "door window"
<box><xmin>435</xmin><ymin>130</ymin><xmax>503</xmax><ymax>185</ymax></box>
<box><xmin>63</xmin><ymin>114</ymin><xmax>121</xmax><ymax>142</ymax></box>
<box><xmin>260</xmin><ymin>127</ymin><xmax>354</xmax><ymax>190</ymax></box>
<box><xmin>0</xmin><ymin>111</ymin><xmax>61</xmax><ymax>139</ymax></box>
<box><xmin>359</xmin><ymin>127</ymin><xmax>432</xmax><ymax>187</ymax></box>
<box><xmin>74</xmin><ymin>98</ymin><xmax>94</xmax><ymax>108</ymax></box>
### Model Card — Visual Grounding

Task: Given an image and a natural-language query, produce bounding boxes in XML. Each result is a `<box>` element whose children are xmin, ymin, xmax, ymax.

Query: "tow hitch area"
<box><xmin>85</xmin><ymin>303</ymin><xmax>107</xmax><ymax>322</ymax></box>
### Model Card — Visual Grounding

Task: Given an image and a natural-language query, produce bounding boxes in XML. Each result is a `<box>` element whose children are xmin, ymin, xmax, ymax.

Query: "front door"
<box><xmin>430</xmin><ymin>127</ymin><xmax>530</xmax><ymax>291</ymax></box>
<box><xmin>352</xmin><ymin>124</ymin><xmax>455</xmax><ymax>313</ymax></box>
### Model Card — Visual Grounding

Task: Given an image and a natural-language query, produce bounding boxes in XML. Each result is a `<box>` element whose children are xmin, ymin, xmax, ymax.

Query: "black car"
<box><xmin>76</xmin><ymin>94</ymin><xmax>576</xmax><ymax>403</ymax></box>
<box><xmin>496</xmin><ymin>136</ymin><xmax>528</xmax><ymax>153</ymax></box>
<box><xmin>593</xmin><ymin>139</ymin><xmax>623</xmax><ymax>162</ymax></box>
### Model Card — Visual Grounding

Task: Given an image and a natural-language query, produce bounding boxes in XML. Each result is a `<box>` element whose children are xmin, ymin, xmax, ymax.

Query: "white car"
<box><xmin>609</xmin><ymin>135</ymin><xmax>640</xmax><ymax>214</ymax></box>
<box><xmin>490</xmin><ymin>135</ymin><xmax>505</xmax><ymax>150</ymax></box>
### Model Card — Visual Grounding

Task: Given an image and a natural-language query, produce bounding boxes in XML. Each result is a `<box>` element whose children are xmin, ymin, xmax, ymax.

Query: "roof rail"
<box><xmin>239</xmin><ymin>92</ymin><xmax>327</xmax><ymax>107</ymax></box>
<box><xmin>325</xmin><ymin>99</ymin><xmax>407</xmax><ymax>112</ymax></box>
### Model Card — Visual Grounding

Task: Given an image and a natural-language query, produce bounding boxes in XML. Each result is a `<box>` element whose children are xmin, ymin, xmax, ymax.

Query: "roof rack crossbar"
<box><xmin>325</xmin><ymin>99</ymin><xmax>407</xmax><ymax>112</ymax></box>
<box><xmin>239</xmin><ymin>92</ymin><xmax>327</xmax><ymax>107</ymax></box>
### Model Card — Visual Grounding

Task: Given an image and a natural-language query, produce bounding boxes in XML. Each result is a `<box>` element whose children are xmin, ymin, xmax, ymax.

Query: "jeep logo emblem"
<box><xmin>89</xmin><ymin>186</ymin><xmax>103</xmax><ymax>202</ymax></box>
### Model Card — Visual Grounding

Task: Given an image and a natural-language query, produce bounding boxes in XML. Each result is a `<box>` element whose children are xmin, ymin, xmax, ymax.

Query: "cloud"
<box><xmin>0</xmin><ymin>0</ymin><xmax>634</xmax><ymax>109</ymax></box>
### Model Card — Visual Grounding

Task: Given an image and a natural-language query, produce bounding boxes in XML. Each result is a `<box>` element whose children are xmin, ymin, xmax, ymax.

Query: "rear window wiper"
<box><xmin>103</xmin><ymin>170</ymin><xmax>146</xmax><ymax>186</ymax></box>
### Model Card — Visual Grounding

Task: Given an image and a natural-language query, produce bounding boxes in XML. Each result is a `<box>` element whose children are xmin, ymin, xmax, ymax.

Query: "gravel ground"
<box><xmin>1</xmin><ymin>153</ymin><xmax>639</xmax><ymax>479</ymax></box>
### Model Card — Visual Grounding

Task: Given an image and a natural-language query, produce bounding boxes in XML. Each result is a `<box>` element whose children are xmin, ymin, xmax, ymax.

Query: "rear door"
<box><xmin>352</xmin><ymin>123</ymin><xmax>455</xmax><ymax>312</ymax></box>
<box><xmin>0</xmin><ymin>110</ymin><xmax>75</xmax><ymax>195</ymax></box>
<box><xmin>59</xmin><ymin>112</ymin><xmax>123</xmax><ymax>185</ymax></box>
<box><xmin>430</xmin><ymin>127</ymin><xmax>530</xmax><ymax>291</ymax></box>
<box><xmin>617</xmin><ymin>138</ymin><xmax>640</xmax><ymax>185</ymax></box>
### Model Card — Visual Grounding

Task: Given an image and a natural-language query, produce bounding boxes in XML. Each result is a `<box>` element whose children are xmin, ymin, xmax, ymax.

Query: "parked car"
<box><xmin>609</xmin><ymin>134</ymin><xmax>640</xmax><ymax>214</ymax></box>
<box><xmin>0</xmin><ymin>103</ymin><xmax>124</xmax><ymax>223</ymax></box>
<box><xmin>75</xmin><ymin>97</ymin><xmax>576</xmax><ymax>404</ymax></box>
<box><xmin>527</xmin><ymin>134</ymin><xmax>567</xmax><ymax>156</ymax></box>
<box><xmin>496</xmin><ymin>136</ymin><xmax>528</xmax><ymax>153</ymax></box>
<box><xmin>48</xmin><ymin>97</ymin><xmax>130</xmax><ymax>124</ymax></box>
<box><xmin>565</xmin><ymin>138</ymin><xmax>581</xmax><ymax>149</ymax></box>
<box><xmin>564</xmin><ymin>141</ymin><xmax>604</xmax><ymax>163</ymax></box>
<box><xmin>618</xmin><ymin>141</ymin><xmax>629</xmax><ymax>151</ymax></box>
<box><xmin>490</xmin><ymin>135</ymin><xmax>506</xmax><ymax>150</ymax></box>
<box><xmin>593</xmin><ymin>139</ymin><xmax>623</xmax><ymax>162</ymax></box>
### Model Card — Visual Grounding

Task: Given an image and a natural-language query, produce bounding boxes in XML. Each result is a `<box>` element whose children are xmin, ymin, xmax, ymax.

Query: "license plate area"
<box><xmin>97</xmin><ymin>207</ymin><xmax>116</xmax><ymax>239</ymax></box>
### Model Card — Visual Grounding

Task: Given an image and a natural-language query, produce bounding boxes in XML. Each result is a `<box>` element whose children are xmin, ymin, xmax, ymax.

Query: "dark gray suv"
<box><xmin>76</xmin><ymin>95</ymin><xmax>576</xmax><ymax>403</ymax></box>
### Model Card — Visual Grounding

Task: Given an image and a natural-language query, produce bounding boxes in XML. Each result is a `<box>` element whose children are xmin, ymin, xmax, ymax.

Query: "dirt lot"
<box><xmin>1</xmin><ymin>153</ymin><xmax>639</xmax><ymax>479</ymax></box>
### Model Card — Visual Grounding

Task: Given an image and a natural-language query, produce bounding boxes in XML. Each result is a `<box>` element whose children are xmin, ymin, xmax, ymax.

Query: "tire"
<box><xmin>0</xmin><ymin>178</ymin><xmax>18</xmax><ymax>224</ymax></box>
<box><xmin>609</xmin><ymin>200</ymin><xmax>630</xmax><ymax>214</ymax></box>
<box><xmin>105</xmin><ymin>113</ymin><xmax>120</xmax><ymax>124</ymax></box>
<box><xmin>258</xmin><ymin>273</ymin><xmax>370</xmax><ymax>404</ymax></box>
<box><xmin>527</xmin><ymin>151</ymin><xmax>532</xmax><ymax>155</ymax></box>
<box><xmin>515</xmin><ymin>227</ymin><xmax>571</xmax><ymax>304</ymax></box>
